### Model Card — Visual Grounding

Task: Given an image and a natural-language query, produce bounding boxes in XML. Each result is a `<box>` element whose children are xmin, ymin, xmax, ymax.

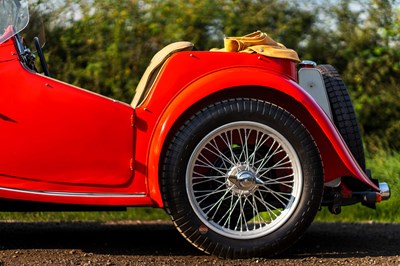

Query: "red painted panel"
<box><xmin>0</xmin><ymin>38</ymin><xmax>376</xmax><ymax>206</ymax></box>
<box><xmin>130</xmin><ymin>52</ymin><xmax>378</xmax><ymax>206</ymax></box>
<box><xmin>131</xmin><ymin>52</ymin><xmax>298</xmax><ymax>206</ymax></box>
<box><xmin>0</xmin><ymin>50</ymin><xmax>134</xmax><ymax>189</ymax></box>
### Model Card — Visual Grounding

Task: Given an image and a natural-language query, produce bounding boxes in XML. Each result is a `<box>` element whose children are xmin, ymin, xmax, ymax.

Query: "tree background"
<box><xmin>30</xmin><ymin>0</ymin><xmax>400</xmax><ymax>151</ymax></box>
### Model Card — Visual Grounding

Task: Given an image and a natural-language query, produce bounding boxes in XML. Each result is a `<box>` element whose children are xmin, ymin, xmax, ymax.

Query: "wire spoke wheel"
<box><xmin>161</xmin><ymin>99</ymin><xmax>323</xmax><ymax>258</ymax></box>
<box><xmin>187</xmin><ymin>121</ymin><xmax>302</xmax><ymax>239</ymax></box>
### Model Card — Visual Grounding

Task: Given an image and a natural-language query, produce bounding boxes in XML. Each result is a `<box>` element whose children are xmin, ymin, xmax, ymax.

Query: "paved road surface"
<box><xmin>0</xmin><ymin>221</ymin><xmax>398</xmax><ymax>265</ymax></box>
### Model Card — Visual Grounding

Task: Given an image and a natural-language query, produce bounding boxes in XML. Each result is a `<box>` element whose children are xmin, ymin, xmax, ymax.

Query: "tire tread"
<box><xmin>161</xmin><ymin>98</ymin><xmax>323</xmax><ymax>258</ymax></box>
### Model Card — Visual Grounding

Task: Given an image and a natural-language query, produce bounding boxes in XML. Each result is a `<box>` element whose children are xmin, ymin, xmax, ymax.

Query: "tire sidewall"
<box><xmin>162</xmin><ymin>99</ymin><xmax>323</xmax><ymax>257</ymax></box>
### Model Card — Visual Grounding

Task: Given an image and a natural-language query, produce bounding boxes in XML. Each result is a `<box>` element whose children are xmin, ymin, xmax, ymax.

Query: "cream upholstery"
<box><xmin>131</xmin><ymin>41</ymin><xmax>194</xmax><ymax>107</ymax></box>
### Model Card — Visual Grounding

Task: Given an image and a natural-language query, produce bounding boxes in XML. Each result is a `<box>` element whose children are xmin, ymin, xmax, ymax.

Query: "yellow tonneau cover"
<box><xmin>212</xmin><ymin>31</ymin><xmax>300</xmax><ymax>62</ymax></box>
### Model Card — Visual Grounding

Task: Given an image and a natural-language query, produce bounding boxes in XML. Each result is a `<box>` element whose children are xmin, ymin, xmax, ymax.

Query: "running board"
<box><xmin>0</xmin><ymin>186</ymin><xmax>151</xmax><ymax>206</ymax></box>
<box><xmin>0</xmin><ymin>186</ymin><xmax>146</xmax><ymax>198</ymax></box>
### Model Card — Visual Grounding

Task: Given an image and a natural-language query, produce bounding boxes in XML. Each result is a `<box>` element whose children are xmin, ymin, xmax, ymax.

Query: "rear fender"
<box><xmin>147</xmin><ymin>68</ymin><xmax>379</xmax><ymax>207</ymax></box>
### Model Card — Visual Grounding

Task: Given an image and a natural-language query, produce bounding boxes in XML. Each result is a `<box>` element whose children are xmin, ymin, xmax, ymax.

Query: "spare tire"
<box><xmin>316</xmin><ymin>64</ymin><xmax>366</xmax><ymax>171</ymax></box>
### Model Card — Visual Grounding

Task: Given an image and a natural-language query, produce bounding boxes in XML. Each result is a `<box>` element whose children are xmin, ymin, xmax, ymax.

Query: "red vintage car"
<box><xmin>0</xmin><ymin>0</ymin><xmax>390</xmax><ymax>259</ymax></box>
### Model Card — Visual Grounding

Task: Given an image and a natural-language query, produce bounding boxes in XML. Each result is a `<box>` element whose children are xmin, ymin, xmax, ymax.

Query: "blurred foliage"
<box><xmin>310</xmin><ymin>0</ymin><xmax>400</xmax><ymax>151</ymax></box>
<box><xmin>27</xmin><ymin>0</ymin><xmax>400</xmax><ymax>151</ymax></box>
<box><xmin>29</xmin><ymin>0</ymin><xmax>317</xmax><ymax>102</ymax></box>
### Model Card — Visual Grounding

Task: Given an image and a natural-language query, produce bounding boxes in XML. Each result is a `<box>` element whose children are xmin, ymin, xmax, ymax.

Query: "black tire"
<box><xmin>316</xmin><ymin>64</ymin><xmax>366</xmax><ymax>171</ymax></box>
<box><xmin>161</xmin><ymin>98</ymin><xmax>324</xmax><ymax>258</ymax></box>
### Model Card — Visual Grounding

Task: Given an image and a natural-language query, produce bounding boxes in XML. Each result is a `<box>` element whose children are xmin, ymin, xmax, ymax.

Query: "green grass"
<box><xmin>315</xmin><ymin>149</ymin><xmax>400</xmax><ymax>222</ymax></box>
<box><xmin>0</xmin><ymin>207</ymin><xmax>169</xmax><ymax>222</ymax></box>
<box><xmin>0</xmin><ymin>150</ymin><xmax>398</xmax><ymax>223</ymax></box>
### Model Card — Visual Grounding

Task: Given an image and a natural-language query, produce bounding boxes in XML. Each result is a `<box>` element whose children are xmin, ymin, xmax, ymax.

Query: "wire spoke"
<box><xmin>195</xmin><ymin>182</ymin><xmax>229</xmax><ymax>204</ymax></box>
<box><xmin>262</xmin><ymin>179</ymin><xmax>294</xmax><ymax>188</ymax></box>
<box><xmin>253</xmin><ymin>191</ymin><xmax>281</xmax><ymax>222</ymax></box>
<box><xmin>248</xmin><ymin>131</ymin><xmax>271</xmax><ymax>167</ymax></box>
<box><xmin>255</xmin><ymin>141</ymin><xmax>283</xmax><ymax>174</ymax></box>
<box><xmin>259</xmin><ymin>187</ymin><xmax>292</xmax><ymax>206</ymax></box>
<box><xmin>192</xmin><ymin>177</ymin><xmax>226</xmax><ymax>186</ymax></box>
<box><xmin>198</xmin><ymin>149</ymin><xmax>228</xmax><ymax>170</ymax></box>
<box><xmin>206</xmin><ymin>137</ymin><xmax>237</xmax><ymax>168</ymax></box>
<box><xmin>234</xmin><ymin>195</ymin><xmax>248</xmax><ymax>231</ymax></box>
<box><xmin>195</xmin><ymin>154</ymin><xmax>227</xmax><ymax>176</ymax></box>
<box><xmin>261</xmin><ymin>173</ymin><xmax>294</xmax><ymax>183</ymax></box>
<box><xmin>187</xmin><ymin>121</ymin><xmax>302</xmax><ymax>238</ymax></box>
<box><xmin>219</xmin><ymin>192</ymin><xmax>242</xmax><ymax>226</ymax></box>
<box><xmin>219</xmin><ymin>131</ymin><xmax>242</xmax><ymax>165</ymax></box>
<box><xmin>207</xmin><ymin>188</ymin><xmax>234</xmax><ymax>220</ymax></box>
<box><xmin>258</xmin><ymin>154</ymin><xmax>292</xmax><ymax>176</ymax></box>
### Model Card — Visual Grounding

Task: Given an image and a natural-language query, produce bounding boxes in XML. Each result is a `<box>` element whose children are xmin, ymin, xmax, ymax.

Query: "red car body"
<box><xmin>0</xmin><ymin>0</ymin><xmax>390</xmax><ymax>259</ymax></box>
<box><xmin>1</xmin><ymin>39</ymin><xmax>379</xmax><ymax>205</ymax></box>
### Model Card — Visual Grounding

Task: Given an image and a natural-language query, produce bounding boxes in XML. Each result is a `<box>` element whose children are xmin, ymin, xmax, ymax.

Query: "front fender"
<box><xmin>147</xmin><ymin>67</ymin><xmax>379</xmax><ymax>207</ymax></box>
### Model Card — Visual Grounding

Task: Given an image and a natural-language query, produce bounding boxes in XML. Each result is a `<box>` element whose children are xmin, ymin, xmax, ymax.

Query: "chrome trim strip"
<box><xmin>0</xmin><ymin>186</ymin><xmax>146</xmax><ymax>198</ymax></box>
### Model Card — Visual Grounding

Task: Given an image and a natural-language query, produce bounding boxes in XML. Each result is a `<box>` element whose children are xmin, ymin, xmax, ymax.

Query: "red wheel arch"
<box><xmin>145</xmin><ymin>68</ymin><xmax>379</xmax><ymax>207</ymax></box>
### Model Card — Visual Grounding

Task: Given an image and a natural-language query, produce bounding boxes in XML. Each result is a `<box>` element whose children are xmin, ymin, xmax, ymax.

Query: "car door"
<box><xmin>0</xmin><ymin>68</ymin><xmax>134</xmax><ymax>190</ymax></box>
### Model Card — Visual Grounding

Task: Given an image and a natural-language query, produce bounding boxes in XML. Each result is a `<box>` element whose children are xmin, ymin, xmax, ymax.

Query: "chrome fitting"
<box><xmin>379</xmin><ymin>182</ymin><xmax>390</xmax><ymax>201</ymax></box>
<box><xmin>299</xmin><ymin>60</ymin><xmax>317</xmax><ymax>68</ymax></box>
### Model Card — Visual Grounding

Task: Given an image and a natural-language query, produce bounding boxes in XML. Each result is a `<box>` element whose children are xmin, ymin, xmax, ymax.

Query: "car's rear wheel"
<box><xmin>161</xmin><ymin>98</ymin><xmax>324</xmax><ymax>258</ymax></box>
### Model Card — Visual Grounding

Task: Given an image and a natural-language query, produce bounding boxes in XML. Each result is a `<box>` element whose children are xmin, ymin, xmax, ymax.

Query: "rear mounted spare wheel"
<box><xmin>161</xmin><ymin>98</ymin><xmax>324</xmax><ymax>258</ymax></box>
<box><xmin>317</xmin><ymin>64</ymin><xmax>366</xmax><ymax>171</ymax></box>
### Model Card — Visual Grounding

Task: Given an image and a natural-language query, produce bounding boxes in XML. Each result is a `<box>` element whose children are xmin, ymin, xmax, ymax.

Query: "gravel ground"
<box><xmin>0</xmin><ymin>220</ymin><xmax>398</xmax><ymax>265</ymax></box>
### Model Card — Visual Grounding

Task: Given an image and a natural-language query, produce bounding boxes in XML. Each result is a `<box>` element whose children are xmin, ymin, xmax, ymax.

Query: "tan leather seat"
<box><xmin>131</xmin><ymin>41</ymin><xmax>194</xmax><ymax>107</ymax></box>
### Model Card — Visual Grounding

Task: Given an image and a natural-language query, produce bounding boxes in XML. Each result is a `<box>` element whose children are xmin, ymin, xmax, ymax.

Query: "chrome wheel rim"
<box><xmin>186</xmin><ymin>121</ymin><xmax>302</xmax><ymax>239</ymax></box>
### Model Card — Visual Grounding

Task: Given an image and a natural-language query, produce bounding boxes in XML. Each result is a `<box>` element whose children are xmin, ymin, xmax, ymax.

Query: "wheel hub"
<box><xmin>227</xmin><ymin>165</ymin><xmax>260</xmax><ymax>194</ymax></box>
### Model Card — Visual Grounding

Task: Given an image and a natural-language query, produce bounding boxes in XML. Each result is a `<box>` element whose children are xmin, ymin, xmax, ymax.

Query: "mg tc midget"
<box><xmin>0</xmin><ymin>0</ymin><xmax>390</xmax><ymax>258</ymax></box>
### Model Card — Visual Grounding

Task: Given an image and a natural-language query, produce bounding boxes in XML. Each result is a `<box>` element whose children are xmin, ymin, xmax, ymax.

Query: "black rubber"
<box><xmin>160</xmin><ymin>98</ymin><xmax>324</xmax><ymax>258</ymax></box>
<box><xmin>34</xmin><ymin>37</ymin><xmax>50</xmax><ymax>77</ymax></box>
<box><xmin>316</xmin><ymin>65</ymin><xmax>366</xmax><ymax>171</ymax></box>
